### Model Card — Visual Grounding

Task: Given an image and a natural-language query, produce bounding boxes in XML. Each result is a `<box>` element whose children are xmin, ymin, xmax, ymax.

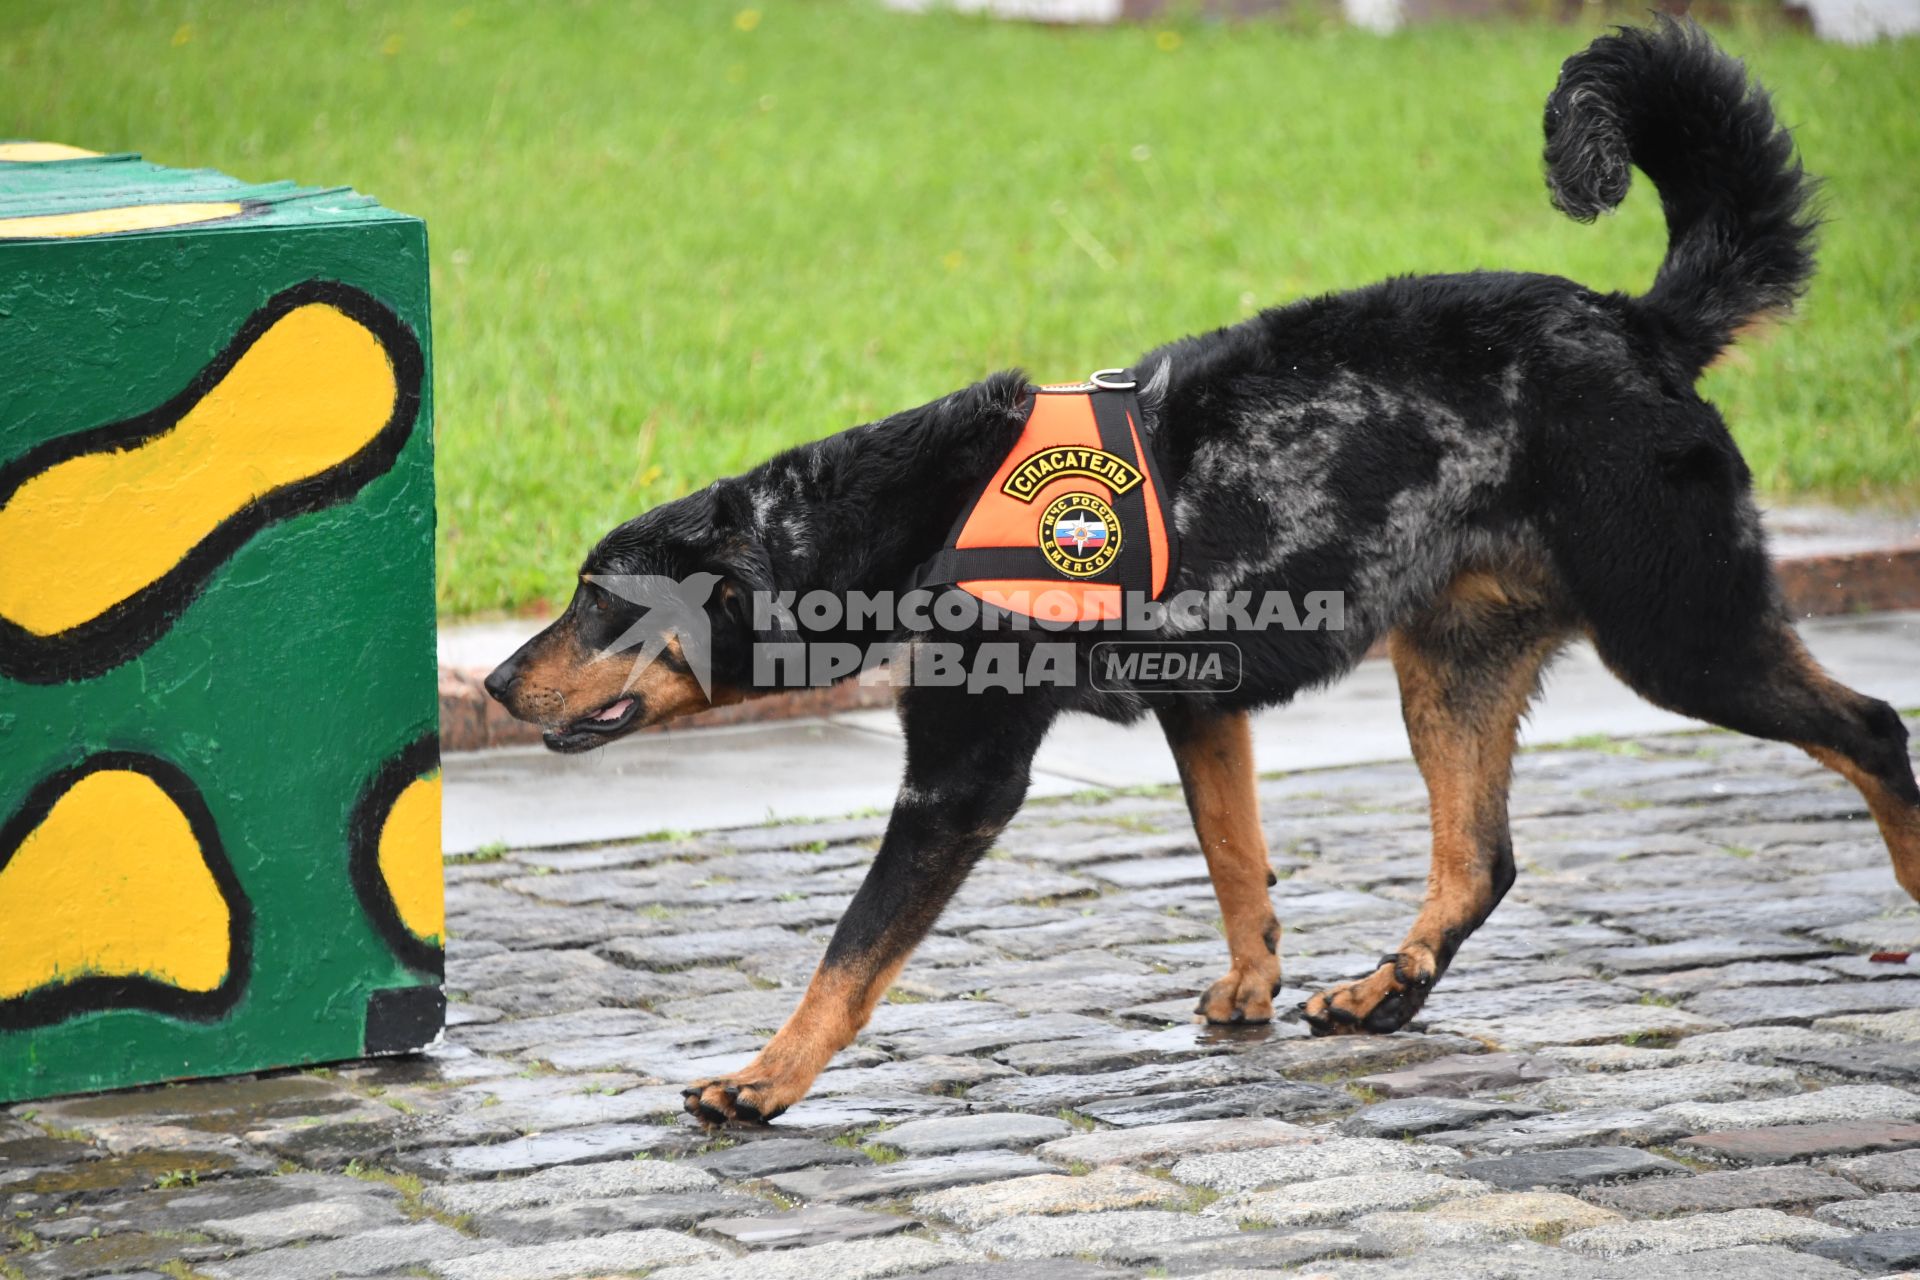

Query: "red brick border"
<box><xmin>439</xmin><ymin>546</ymin><xmax>1920</xmax><ymax>752</ymax></box>
<box><xmin>1775</xmin><ymin>547</ymin><xmax>1920</xmax><ymax>618</ymax></box>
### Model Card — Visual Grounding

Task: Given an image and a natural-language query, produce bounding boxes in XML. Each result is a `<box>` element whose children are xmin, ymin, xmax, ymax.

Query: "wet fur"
<box><xmin>489</xmin><ymin>21</ymin><xmax>1920</xmax><ymax>1120</ymax></box>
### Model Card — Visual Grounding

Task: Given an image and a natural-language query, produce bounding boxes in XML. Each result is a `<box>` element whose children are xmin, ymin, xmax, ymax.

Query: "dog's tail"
<box><xmin>1543</xmin><ymin>17</ymin><xmax>1818</xmax><ymax>376</ymax></box>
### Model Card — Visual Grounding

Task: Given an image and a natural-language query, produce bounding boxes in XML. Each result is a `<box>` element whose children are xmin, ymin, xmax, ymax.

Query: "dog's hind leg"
<box><xmin>682</xmin><ymin>682</ymin><xmax>1056</xmax><ymax>1125</ymax></box>
<box><xmin>1600</xmin><ymin>613</ymin><xmax>1920</xmax><ymax>903</ymax></box>
<box><xmin>1532</xmin><ymin>399</ymin><xmax>1920</xmax><ymax>903</ymax></box>
<box><xmin>1160</xmin><ymin>707</ymin><xmax>1282</xmax><ymax>1023</ymax></box>
<box><xmin>1304</xmin><ymin>569</ymin><xmax>1570</xmax><ymax>1035</ymax></box>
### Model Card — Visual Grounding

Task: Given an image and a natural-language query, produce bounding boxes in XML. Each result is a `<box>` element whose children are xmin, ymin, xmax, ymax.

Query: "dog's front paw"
<box><xmin>681</xmin><ymin>1062</ymin><xmax>808</xmax><ymax>1127</ymax></box>
<box><xmin>1301</xmin><ymin>948</ymin><xmax>1436</xmax><ymax>1036</ymax></box>
<box><xmin>1196</xmin><ymin>958</ymin><xmax>1282</xmax><ymax>1025</ymax></box>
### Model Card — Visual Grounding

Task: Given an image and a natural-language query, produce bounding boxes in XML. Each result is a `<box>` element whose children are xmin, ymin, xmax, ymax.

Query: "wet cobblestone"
<box><xmin>8</xmin><ymin>726</ymin><xmax>1920</xmax><ymax>1277</ymax></box>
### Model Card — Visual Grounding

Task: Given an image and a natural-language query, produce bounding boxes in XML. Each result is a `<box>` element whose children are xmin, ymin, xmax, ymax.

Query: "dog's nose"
<box><xmin>483</xmin><ymin>658</ymin><xmax>517</xmax><ymax>704</ymax></box>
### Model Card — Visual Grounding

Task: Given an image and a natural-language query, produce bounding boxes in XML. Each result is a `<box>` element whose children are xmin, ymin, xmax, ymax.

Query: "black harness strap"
<box><xmin>906</xmin><ymin>545</ymin><xmax>1056</xmax><ymax>590</ymax></box>
<box><xmin>1087</xmin><ymin>386</ymin><xmax>1155</xmax><ymax>599</ymax></box>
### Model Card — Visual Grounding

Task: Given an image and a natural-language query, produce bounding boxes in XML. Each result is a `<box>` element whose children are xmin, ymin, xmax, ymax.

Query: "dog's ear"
<box><xmin>705</xmin><ymin>485</ymin><xmax>795</xmax><ymax>643</ymax></box>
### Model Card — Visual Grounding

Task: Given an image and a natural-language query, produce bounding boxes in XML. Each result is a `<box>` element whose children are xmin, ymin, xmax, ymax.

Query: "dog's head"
<box><xmin>483</xmin><ymin>369</ymin><xmax>1044</xmax><ymax>753</ymax></box>
<box><xmin>484</xmin><ymin>485</ymin><xmax>774</xmax><ymax>753</ymax></box>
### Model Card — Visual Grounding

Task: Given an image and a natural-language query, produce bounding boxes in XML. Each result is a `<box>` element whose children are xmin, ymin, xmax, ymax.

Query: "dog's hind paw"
<box><xmin>681</xmin><ymin>1070</ymin><xmax>801</xmax><ymax>1127</ymax></box>
<box><xmin>1301</xmin><ymin>948</ymin><xmax>1437</xmax><ymax>1036</ymax></box>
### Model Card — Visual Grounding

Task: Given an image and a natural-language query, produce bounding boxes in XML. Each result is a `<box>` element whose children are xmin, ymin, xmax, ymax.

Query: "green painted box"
<box><xmin>0</xmin><ymin>143</ymin><xmax>442</xmax><ymax>1102</ymax></box>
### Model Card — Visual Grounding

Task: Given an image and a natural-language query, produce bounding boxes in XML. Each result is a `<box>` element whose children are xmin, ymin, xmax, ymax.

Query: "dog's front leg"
<box><xmin>1159</xmin><ymin>706</ymin><xmax>1282</xmax><ymax>1023</ymax></box>
<box><xmin>683</xmin><ymin>682</ymin><xmax>1056</xmax><ymax>1125</ymax></box>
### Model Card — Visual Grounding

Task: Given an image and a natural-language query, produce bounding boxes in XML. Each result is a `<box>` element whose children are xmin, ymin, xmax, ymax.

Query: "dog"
<box><xmin>485</xmin><ymin>19</ymin><xmax>1920</xmax><ymax>1126</ymax></box>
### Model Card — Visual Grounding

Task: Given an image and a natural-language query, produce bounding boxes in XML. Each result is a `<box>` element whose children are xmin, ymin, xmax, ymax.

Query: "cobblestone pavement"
<box><xmin>10</xmin><ymin>725</ymin><xmax>1920</xmax><ymax>1280</ymax></box>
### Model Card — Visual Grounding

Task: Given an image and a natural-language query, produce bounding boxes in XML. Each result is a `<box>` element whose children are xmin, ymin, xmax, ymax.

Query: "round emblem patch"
<box><xmin>1039</xmin><ymin>492</ymin><xmax>1122</xmax><ymax>579</ymax></box>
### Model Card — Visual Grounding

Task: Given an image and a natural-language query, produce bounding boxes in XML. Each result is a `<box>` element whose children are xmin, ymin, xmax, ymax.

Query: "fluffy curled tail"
<box><xmin>1544</xmin><ymin>17</ymin><xmax>1818</xmax><ymax>376</ymax></box>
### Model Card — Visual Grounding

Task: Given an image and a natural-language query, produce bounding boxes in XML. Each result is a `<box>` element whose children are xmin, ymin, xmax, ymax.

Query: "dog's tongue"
<box><xmin>594</xmin><ymin>697</ymin><xmax>635</xmax><ymax>722</ymax></box>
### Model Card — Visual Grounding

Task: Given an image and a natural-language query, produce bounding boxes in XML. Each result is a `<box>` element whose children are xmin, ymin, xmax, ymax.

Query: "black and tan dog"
<box><xmin>486</xmin><ymin>20</ymin><xmax>1920</xmax><ymax>1125</ymax></box>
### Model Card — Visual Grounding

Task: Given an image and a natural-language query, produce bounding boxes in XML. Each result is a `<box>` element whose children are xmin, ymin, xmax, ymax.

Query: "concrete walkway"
<box><xmin>443</xmin><ymin>609</ymin><xmax>1920</xmax><ymax>854</ymax></box>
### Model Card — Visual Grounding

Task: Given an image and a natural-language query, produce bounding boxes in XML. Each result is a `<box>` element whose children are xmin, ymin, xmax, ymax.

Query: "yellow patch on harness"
<box><xmin>1001</xmin><ymin>446</ymin><xmax>1143</xmax><ymax>503</ymax></box>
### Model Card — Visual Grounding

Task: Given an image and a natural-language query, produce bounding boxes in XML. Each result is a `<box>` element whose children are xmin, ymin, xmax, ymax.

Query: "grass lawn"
<box><xmin>4</xmin><ymin>2</ymin><xmax>1915</xmax><ymax>617</ymax></box>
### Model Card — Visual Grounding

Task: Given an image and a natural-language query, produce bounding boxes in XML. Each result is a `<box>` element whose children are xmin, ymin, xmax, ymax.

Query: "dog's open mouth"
<box><xmin>542</xmin><ymin>695</ymin><xmax>642</xmax><ymax>753</ymax></box>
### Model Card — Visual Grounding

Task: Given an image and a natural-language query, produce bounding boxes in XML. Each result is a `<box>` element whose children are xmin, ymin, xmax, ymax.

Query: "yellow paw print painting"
<box><xmin>0</xmin><ymin>141</ymin><xmax>102</xmax><ymax>162</ymax></box>
<box><xmin>0</xmin><ymin>201</ymin><xmax>250</xmax><ymax>239</ymax></box>
<box><xmin>0</xmin><ymin>140</ymin><xmax>257</xmax><ymax>237</ymax></box>
<box><xmin>0</xmin><ymin>754</ymin><xmax>250</xmax><ymax>1030</ymax></box>
<box><xmin>0</xmin><ymin>281</ymin><xmax>424</xmax><ymax>683</ymax></box>
<box><xmin>350</xmin><ymin>735</ymin><xmax>445</xmax><ymax>975</ymax></box>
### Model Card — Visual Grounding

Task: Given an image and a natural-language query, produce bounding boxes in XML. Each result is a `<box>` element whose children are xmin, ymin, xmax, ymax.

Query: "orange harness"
<box><xmin>907</xmin><ymin>371</ymin><xmax>1177</xmax><ymax>623</ymax></box>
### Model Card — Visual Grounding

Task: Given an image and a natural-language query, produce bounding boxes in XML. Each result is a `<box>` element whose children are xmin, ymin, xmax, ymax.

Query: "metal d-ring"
<box><xmin>1089</xmin><ymin>367</ymin><xmax>1137</xmax><ymax>391</ymax></box>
